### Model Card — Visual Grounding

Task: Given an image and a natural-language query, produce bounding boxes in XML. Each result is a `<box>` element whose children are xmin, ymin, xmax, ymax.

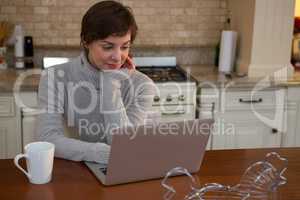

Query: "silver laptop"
<box><xmin>84</xmin><ymin>119</ymin><xmax>213</xmax><ymax>186</ymax></box>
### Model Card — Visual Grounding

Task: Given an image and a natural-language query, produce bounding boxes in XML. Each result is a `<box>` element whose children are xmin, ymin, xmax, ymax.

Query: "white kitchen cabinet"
<box><xmin>199</xmin><ymin>87</ymin><xmax>285</xmax><ymax>150</ymax></box>
<box><xmin>0</xmin><ymin>118</ymin><xmax>21</xmax><ymax>159</ymax></box>
<box><xmin>197</xmin><ymin>88</ymin><xmax>219</xmax><ymax>150</ymax></box>
<box><xmin>17</xmin><ymin>92</ymin><xmax>39</xmax><ymax>147</ymax></box>
<box><xmin>213</xmin><ymin>111</ymin><xmax>282</xmax><ymax>149</ymax></box>
<box><xmin>282</xmin><ymin>87</ymin><xmax>300</xmax><ymax>147</ymax></box>
<box><xmin>0</xmin><ymin>95</ymin><xmax>22</xmax><ymax>159</ymax></box>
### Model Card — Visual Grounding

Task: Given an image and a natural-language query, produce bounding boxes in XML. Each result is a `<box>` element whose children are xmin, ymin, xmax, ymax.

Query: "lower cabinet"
<box><xmin>0</xmin><ymin>92</ymin><xmax>39</xmax><ymax>159</ymax></box>
<box><xmin>18</xmin><ymin>92</ymin><xmax>39</xmax><ymax>148</ymax></box>
<box><xmin>199</xmin><ymin>87</ymin><xmax>285</xmax><ymax>150</ymax></box>
<box><xmin>22</xmin><ymin>108</ymin><xmax>39</xmax><ymax>147</ymax></box>
<box><xmin>212</xmin><ymin>111</ymin><xmax>282</xmax><ymax>149</ymax></box>
<box><xmin>282</xmin><ymin>87</ymin><xmax>300</xmax><ymax>147</ymax></box>
<box><xmin>0</xmin><ymin>118</ymin><xmax>22</xmax><ymax>159</ymax></box>
<box><xmin>0</xmin><ymin>96</ymin><xmax>21</xmax><ymax>159</ymax></box>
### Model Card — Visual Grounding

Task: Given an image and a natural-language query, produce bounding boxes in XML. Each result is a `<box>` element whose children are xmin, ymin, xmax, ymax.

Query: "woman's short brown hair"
<box><xmin>80</xmin><ymin>0</ymin><xmax>138</xmax><ymax>46</ymax></box>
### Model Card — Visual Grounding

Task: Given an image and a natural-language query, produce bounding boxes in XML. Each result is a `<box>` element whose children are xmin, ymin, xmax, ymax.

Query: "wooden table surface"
<box><xmin>1</xmin><ymin>148</ymin><xmax>299</xmax><ymax>200</ymax></box>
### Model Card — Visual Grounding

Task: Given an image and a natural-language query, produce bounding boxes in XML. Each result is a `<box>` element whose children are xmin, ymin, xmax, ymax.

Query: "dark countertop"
<box><xmin>1</xmin><ymin>148</ymin><xmax>299</xmax><ymax>200</ymax></box>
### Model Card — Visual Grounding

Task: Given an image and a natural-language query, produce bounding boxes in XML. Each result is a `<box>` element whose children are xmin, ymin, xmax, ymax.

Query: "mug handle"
<box><xmin>14</xmin><ymin>154</ymin><xmax>31</xmax><ymax>179</ymax></box>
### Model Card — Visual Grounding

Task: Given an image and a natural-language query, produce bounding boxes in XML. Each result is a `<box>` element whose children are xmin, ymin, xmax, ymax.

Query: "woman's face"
<box><xmin>86</xmin><ymin>32</ymin><xmax>131</xmax><ymax>70</ymax></box>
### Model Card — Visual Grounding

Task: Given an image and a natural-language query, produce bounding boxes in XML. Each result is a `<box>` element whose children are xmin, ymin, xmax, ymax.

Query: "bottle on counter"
<box><xmin>24</xmin><ymin>36</ymin><xmax>34</xmax><ymax>68</ymax></box>
<box><xmin>14</xmin><ymin>24</ymin><xmax>24</xmax><ymax>69</ymax></box>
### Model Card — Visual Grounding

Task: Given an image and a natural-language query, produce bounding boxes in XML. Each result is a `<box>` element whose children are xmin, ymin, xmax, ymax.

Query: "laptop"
<box><xmin>84</xmin><ymin>119</ymin><xmax>213</xmax><ymax>186</ymax></box>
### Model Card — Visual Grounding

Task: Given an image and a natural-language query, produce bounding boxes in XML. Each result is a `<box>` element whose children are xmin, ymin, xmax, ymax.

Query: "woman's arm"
<box><xmin>36</xmin><ymin>68</ymin><xmax>110</xmax><ymax>164</ymax></box>
<box><xmin>100</xmin><ymin>71</ymin><xmax>156</xmax><ymax>144</ymax></box>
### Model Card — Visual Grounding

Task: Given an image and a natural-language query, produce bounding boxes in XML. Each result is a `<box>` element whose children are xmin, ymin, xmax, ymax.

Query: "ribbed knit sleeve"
<box><xmin>36</xmin><ymin>67</ymin><xmax>111</xmax><ymax>164</ymax></box>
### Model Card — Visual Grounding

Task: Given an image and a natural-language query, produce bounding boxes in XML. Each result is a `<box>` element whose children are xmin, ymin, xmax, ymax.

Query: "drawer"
<box><xmin>152</xmin><ymin>104</ymin><xmax>195</xmax><ymax>123</ymax></box>
<box><xmin>223</xmin><ymin>89</ymin><xmax>285</xmax><ymax>110</ymax></box>
<box><xmin>0</xmin><ymin>97</ymin><xmax>15</xmax><ymax>117</ymax></box>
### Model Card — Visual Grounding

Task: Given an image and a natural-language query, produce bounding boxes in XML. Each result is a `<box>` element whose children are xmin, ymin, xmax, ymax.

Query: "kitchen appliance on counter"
<box><xmin>24</xmin><ymin>36</ymin><xmax>34</xmax><ymax>68</ymax></box>
<box><xmin>134</xmin><ymin>57</ymin><xmax>197</xmax><ymax>122</ymax></box>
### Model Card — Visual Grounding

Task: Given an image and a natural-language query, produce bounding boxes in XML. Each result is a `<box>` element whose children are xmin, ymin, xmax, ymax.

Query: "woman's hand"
<box><xmin>122</xmin><ymin>55</ymin><xmax>135</xmax><ymax>75</ymax></box>
<box><xmin>102</xmin><ymin>55</ymin><xmax>134</xmax><ymax>81</ymax></box>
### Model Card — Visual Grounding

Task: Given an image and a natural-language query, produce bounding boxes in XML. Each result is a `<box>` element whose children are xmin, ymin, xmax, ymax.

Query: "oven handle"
<box><xmin>161</xmin><ymin>109</ymin><xmax>186</xmax><ymax>115</ymax></box>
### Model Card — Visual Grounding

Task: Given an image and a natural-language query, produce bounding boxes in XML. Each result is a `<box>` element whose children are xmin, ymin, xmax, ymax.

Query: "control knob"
<box><xmin>153</xmin><ymin>96</ymin><xmax>160</xmax><ymax>102</ymax></box>
<box><xmin>178</xmin><ymin>94</ymin><xmax>185</xmax><ymax>101</ymax></box>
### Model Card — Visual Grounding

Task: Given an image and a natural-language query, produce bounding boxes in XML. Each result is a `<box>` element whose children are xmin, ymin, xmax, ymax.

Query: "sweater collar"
<box><xmin>78</xmin><ymin>51</ymin><xmax>132</xmax><ymax>88</ymax></box>
<box><xmin>80</xmin><ymin>51</ymin><xmax>103</xmax><ymax>73</ymax></box>
<box><xmin>79</xmin><ymin>51</ymin><xmax>102</xmax><ymax>88</ymax></box>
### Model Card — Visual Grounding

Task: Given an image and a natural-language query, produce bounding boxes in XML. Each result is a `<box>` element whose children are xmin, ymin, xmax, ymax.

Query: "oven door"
<box><xmin>151</xmin><ymin>104</ymin><xmax>195</xmax><ymax>123</ymax></box>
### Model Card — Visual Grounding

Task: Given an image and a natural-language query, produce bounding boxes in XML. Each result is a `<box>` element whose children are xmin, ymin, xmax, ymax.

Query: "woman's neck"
<box><xmin>85</xmin><ymin>50</ymin><xmax>102</xmax><ymax>71</ymax></box>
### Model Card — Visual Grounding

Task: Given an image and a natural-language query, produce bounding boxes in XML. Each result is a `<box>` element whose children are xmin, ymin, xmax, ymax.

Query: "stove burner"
<box><xmin>137</xmin><ymin>66</ymin><xmax>188</xmax><ymax>82</ymax></box>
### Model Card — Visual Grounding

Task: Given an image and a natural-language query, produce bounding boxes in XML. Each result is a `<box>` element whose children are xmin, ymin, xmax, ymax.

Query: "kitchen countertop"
<box><xmin>181</xmin><ymin>65</ymin><xmax>300</xmax><ymax>88</ymax></box>
<box><xmin>0</xmin><ymin>68</ymin><xmax>41</xmax><ymax>92</ymax></box>
<box><xmin>1</xmin><ymin>65</ymin><xmax>300</xmax><ymax>92</ymax></box>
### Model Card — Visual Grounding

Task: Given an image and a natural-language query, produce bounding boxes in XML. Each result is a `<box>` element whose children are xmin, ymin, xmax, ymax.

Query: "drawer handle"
<box><xmin>239</xmin><ymin>98</ymin><xmax>263</xmax><ymax>104</ymax></box>
<box><xmin>271</xmin><ymin>128</ymin><xmax>278</xmax><ymax>134</ymax></box>
<box><xmin>162</xmin><ymin>110</ymin><xmax>186</xmax><ymax>115</ymax></box>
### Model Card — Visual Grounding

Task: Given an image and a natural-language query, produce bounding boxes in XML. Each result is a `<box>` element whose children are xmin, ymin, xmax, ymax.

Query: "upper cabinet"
<box><xmin>228</xmin><ymin>0</ymin><xmax>295</xmax><ymax>78</ymax></box>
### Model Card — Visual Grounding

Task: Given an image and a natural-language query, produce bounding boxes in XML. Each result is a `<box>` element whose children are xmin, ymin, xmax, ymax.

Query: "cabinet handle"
<box><xmin>239</xmin><ymin>98</ymin><xmax>263</xmax><ymax>104</ymax></box>
<box><xmin>162</xmin><ymin>110</ymin><xmax>186</xmax><ymax>115</ymax></box>
<box><xmin>271</xmin><ymin>128</ymin><xmax>278</xmax><ymax>134</ymax></box>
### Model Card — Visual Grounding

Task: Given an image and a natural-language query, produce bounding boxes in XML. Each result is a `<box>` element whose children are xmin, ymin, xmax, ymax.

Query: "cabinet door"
<box><xmin>282</xmin><ymin>102</ymin><xmax>300</xmax><ymax>146</ymax></box>
<box><xmin>18</xmin><ymin>92</ymin><xmax>39</xmax><ymax>147</ymax></box>
<box><xmin>22</xmin><ymin>113</ymin><xmax>38</xmax><ymax>146</ymax></box>
<box><xmin>198</xmin><ymin>103</ymin><xmax>216</xmax><ymax>150</ymax></box>
<box><xmin>283</xmin><ymin>87</ymin><xmax>300</xmax><ymax>147</ymax></box>
<box><xmin>199</xmin><ymin>88</ymin><xmax>219</xmax><ymax>150</ymax></box>
<box><xmin>0</xmin><ymin>118</ymin><xmax>21</xmax><ymax>159</ymax></box>
<box><xmin>212</xmin><ymin>111</ymin><xmax>281</xmax><ymax>149</ymax></box>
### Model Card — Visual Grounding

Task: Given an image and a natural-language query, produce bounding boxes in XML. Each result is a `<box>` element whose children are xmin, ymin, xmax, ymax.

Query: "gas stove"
<box><xmin>137</xmin><ymin>66</ymin><xmax>188</xmax><ymax>82</ymax></box>
<box><xmin>133</xmin><ymin>56</ymin><xmax>192</xmax><ymax>83</ymax></box>
<box><xmin>133</xmin><ymin>57</ymin><xmax>197</xmax><ymax>122</ymax></box>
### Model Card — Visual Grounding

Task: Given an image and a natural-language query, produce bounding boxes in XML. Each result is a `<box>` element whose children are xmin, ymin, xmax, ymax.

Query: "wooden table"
<box><xmin>1</xmin><ymin>148</ymin><xmax>299</xmax><ymax>200</ymax></box>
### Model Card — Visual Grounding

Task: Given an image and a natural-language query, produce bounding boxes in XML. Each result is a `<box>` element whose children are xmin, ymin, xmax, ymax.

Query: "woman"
<box><xmin>36</xmin><ymin>1</ymin><xmax>156</xmax><ymax>164</ymax></box>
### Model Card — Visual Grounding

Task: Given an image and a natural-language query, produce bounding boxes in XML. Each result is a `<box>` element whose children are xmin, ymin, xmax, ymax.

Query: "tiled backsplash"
<box><xmin>6</xmin><ymin>45</ymin><xmax>216</xmax><ymax>68</ymax></box>
<box><xmin>0</xmin><ymin>0</ymin><xmax>227</xmax><ymax>47</ymax></box>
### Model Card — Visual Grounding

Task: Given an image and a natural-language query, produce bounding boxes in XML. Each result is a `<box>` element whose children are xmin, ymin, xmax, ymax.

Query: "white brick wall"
<box><xmin>0</xmin><ymin>0</ymin><xmax>227</xmax><ymax>46</ymax></box>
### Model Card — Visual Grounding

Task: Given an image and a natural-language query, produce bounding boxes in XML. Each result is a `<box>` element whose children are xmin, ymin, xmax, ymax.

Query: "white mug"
<box><xmin>14</xmin><ymin>142</ymin><xmax>55</xmax><ymax>184</ymax></box>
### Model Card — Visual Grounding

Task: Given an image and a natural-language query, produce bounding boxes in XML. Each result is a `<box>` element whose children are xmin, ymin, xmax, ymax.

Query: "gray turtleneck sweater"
<box><xmin>36</xmin><ymin>53</ymin><xmax>156</xmax><ymax>163</ymax></box>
